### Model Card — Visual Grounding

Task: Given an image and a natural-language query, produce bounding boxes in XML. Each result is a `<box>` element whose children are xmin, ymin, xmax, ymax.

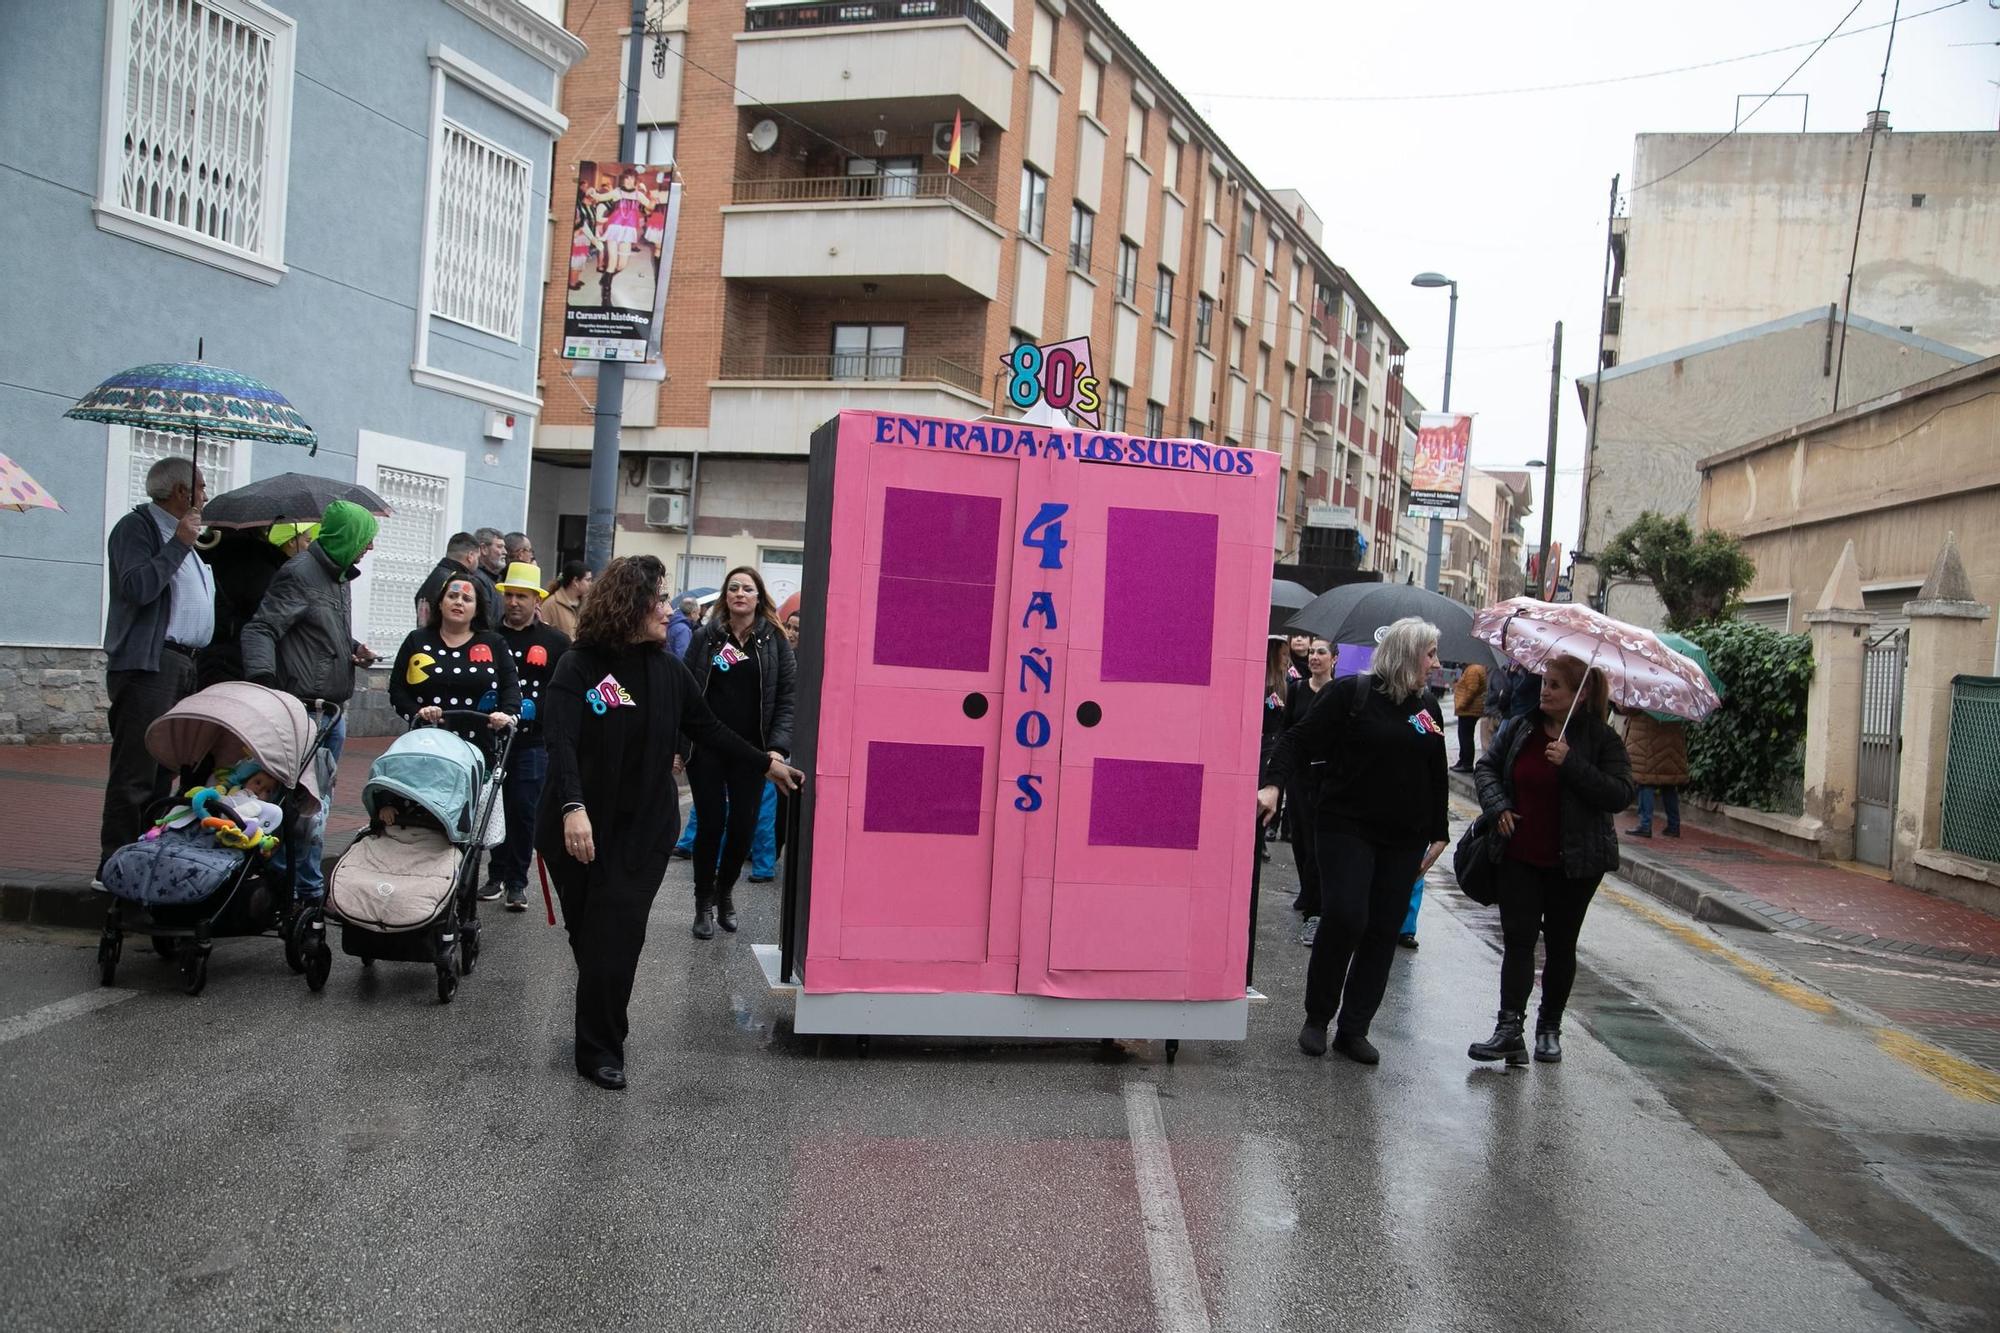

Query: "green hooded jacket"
<box><xmin>317</xmin><ymin>500</ymin><xmax>379</xmax><ymax>571</ymax></box>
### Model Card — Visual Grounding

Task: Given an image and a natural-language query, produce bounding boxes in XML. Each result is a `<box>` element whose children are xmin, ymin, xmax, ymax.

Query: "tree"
<box><xmin>1599</xmin><ymin>512</ymin><xmax>1756</xmax><ymax>629</ymax></box>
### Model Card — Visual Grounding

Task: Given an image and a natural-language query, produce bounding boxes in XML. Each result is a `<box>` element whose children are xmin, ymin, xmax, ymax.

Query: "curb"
<box><xmin>0</xmin><ymin>876</ymin><xmax>107</xmax><ymax>931</ymax></box>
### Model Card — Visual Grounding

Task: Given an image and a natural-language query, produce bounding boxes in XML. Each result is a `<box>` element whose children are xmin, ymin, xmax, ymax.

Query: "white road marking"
<box><xmin>0</xmin><ymin>988</ymin><xmax>138</xmax><ymax>1045</ymax></box>
<box><xmin>1123</xmin><ymin>1081</ymin><xmax>1213</xmax><ymax>1333</ymax></box>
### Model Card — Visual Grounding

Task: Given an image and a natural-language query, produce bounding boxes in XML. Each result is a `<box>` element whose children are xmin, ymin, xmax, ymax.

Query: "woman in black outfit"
<box><xmin>1286</xmin><ymin>636</ymin><xmax>1334</xmax><ymax>929</ymax></box>
<box><xmin>1469</xmin><ymin>655</ymin><xmax>1634</xmax><ymax>1064</ymax></box>
<box><xmin>389</xmin><ymin>573</ymin><xmax>521</xmax><ymax>762</ymax></box>
<box><xmin>1259</xmin><ymin>618</ymin><xmax>1449</xmax><ymax>1065</ymax></box>
<box><xmin>538</xmin><ymin>555</ymin><xmax>800</xmax><ymax>1091</ymax></box>
<box><xmin>680</xmin><ymin>566</ymin><xmax>796</xmax><ymax>940</ymax></box>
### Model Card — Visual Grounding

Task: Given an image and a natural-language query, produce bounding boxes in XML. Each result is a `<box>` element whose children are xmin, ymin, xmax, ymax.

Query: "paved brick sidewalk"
<box><xmin>0</xmin><ymin>735</ymin><xmax>389</xmax><ymax>894</ymax></box>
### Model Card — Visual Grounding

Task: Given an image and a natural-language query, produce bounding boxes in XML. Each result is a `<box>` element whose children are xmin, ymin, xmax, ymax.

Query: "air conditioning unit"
<box><xmin>645</xmin><ymin>456</ymin><xmax>690</xmax><ymax>491</ymax></box>
<box><xmin>644</xmin><ymin>492</ymin><xmax>688</xmax><ymax>529</ymax></box>
<box><xmin>931</xmin><ymin>120</ymin><xmax>982</xmax><ymax>162</ymax></box>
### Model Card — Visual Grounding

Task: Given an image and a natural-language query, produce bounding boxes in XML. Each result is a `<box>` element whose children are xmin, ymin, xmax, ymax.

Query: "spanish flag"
<box><xmin>947</xmin><ymin>109</ymin><xmax>963</xmax><ymax>176</ymax></box>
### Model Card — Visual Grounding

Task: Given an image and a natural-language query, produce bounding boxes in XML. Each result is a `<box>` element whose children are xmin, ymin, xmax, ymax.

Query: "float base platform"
<box><xmin>754</xmin><ymin>944</ymin><xmax>1261</xmax><ymax>1041</ymax></box>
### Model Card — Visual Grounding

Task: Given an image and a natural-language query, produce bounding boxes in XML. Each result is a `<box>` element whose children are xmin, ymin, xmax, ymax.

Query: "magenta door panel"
<box><xmin>805</xmin><ymin>421</ymin><xmax>1021</xmax><ymax>993</ymax></box>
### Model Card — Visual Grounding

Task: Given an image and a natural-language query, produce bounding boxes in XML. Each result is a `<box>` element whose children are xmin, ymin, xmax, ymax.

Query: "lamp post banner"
<box><xmin>1408</xmin><ymin>412</ymin><xmax>1472</xmax><ymax>519</ymax></box>
<box><xmin>562</xmin><ymin>163</ymin><xmax>681</xmax><ymax>362</ymax></box>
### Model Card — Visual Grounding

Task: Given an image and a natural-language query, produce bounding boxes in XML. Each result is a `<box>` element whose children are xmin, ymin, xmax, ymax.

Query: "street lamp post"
<box><xmin>1411</xmin><ymin>271</ymin><xmax>1456</xmax><ymax>593</ymax></box>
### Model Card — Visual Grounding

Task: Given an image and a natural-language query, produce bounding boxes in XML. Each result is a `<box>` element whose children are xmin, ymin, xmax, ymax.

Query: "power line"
<box><xmin>1183</xmin><ymin>0</ymin><xmax>1964</xmax><ymax>104</ymax></box>
<box><xmin>1631</xmin><ymin>0</ymin><xmax>1871</xmax><ymax>192</ymax></box>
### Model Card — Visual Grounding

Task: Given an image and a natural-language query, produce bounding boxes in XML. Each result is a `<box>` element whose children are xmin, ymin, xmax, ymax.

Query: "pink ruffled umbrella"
<box><xmin>1471</xmin><ymin>597</ymin><xmax>1722</xmax><ymax>727</ymax></box>
<box><xmin>0</xmin><ymin>452</ymin><xmax>62</xmax><ymax>512</ymax></box>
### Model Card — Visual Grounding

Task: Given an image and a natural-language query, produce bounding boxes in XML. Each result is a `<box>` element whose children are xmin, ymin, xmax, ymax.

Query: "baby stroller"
<box><xmin>325</xmin><ymin>714</ymin><xmax>514</xmax><ymax>1003</ymax></box>
<box><xmin>97</xmin><ymin>683</ymin><xmax>340</xmax><ymax>996</ymax></box>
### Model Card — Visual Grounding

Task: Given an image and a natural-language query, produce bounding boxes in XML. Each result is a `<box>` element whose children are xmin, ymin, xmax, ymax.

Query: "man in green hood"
<box><xmin>242</xmin><ymin>498</ymin><xmax>384</xmax><ymax>900</ymax></box>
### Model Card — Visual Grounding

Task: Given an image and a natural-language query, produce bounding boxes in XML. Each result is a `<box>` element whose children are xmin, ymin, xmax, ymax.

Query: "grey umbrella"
<box><xmin>1285</xmin><ymin>582</ymin><xmax>1495</xmax><ymax>666</ymax></box>
<box><xmin>200</xmin><ymin>472</ymin><xmax>391</xmax><ymax>530</ymax></box>
<box><xmin>1271</xmin><ymin>578</ymin><xmax>1315</xmax><ymax>610</ymax></box>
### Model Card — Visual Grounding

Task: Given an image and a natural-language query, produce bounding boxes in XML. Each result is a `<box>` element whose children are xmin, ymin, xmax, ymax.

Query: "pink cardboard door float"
<box><xmin>766</xmin><ymin>410</ymin><xmax>1277</xmax><ymax>1050</ymax></box>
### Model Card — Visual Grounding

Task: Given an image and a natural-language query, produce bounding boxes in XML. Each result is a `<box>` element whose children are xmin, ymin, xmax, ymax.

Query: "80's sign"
<box><xmin>1000</xmin><ymin>337</ymin><xmax>1101</xmax><ymax>430</ymax></box>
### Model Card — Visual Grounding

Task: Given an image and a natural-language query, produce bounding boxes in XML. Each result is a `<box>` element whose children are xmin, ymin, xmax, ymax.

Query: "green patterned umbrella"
<box><xmin>64</xmin><ymin>359</ymin><xmax>317</xmax><ymax>454</ymax></box>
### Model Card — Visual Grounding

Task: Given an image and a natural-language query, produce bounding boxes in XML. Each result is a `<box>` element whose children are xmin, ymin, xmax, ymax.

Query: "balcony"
<box><xmin>722</xmin><ymin>175</ymin><xmax>1005</xmax><ymax>299</ymax></box>
<box><xmin>1345</xmin><ymin>411</ymin><xmax>1364</xmax><ymax>448</ymax></box>
<box><xmin>1306</xmin><ymin>386</ymin><xmax>1335</xmax><ymax>430</ymax></box>
<box><xmin>711</xmin><ymin>353</ymin><xmax>988</xmax><ymax>454</ymax></box>
<box><xmin>735</xmin><ymin>1</ymin><xmax>1016</xmax><ymax>133</ymax></box>
<box><xmin>1354</xmin><ymin>340</ymin><xmax>1372</xmax><ymax>380</ymax></box>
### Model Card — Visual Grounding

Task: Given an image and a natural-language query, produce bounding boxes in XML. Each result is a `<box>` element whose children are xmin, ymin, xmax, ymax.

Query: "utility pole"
<box><xmin>1539</xmin><ymin>320</ymin><xmax>1562</xmax><ymax>598</ymax></box>
<box><xmin>1577</xmin><ymin>173</ymin><xmax>1617</xmax><ymax>575</ymax></box>
<box><xmin>1419</xmin><ymin>279</ymin><xmax>1457</xmax><ymax>592</ymax></box>
<box><xmin>584</xmin><ymin>0</ymin><xmax>650</xmax><ymax>574</ymax></box>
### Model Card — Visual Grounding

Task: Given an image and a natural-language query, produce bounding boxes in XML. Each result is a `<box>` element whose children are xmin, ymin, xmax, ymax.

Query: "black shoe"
<box><xmin>477</xmin><ymin>882</ymin><xmax>503</xmax><ymax>901</ymax></box>
<box><xmin>717</xmin><ymin>892</ymin><xmax>738</xmax><ymax>934</ymax></box>
<box><xmin>1469</xmin><ymin>1009</ymin><xmax>1529</xmax><ymax>1065</ymax></box>
<box><xmin>1663</xmin><ymin>826</ymin><xmax>1681</xmax><ymax>838</ymax></box>
<box><xmin>691</xmin><ymin>905</ymin><xmax>716</xmax><ymax>940</ymax></box>
<box><xmin>1398</xmin><ymin>932</ymin><xmax>1419</xmax><ymax>950</ymax></box>
<box><xmin>671</xmin><ymin>846</ymin><xmax>692</xmax><ymax>860</ymax></box>
<box><xmin>504</xmin><ymin>884</ymin><xmax>528</xmax><ymax>912</ymax></box>
<box><xmin>580</xmin><ymin>1064</ymin><xmax>626</xmax><ymax>1091</ymax></box>
<box><xmin>1331</xmin><ymin>1030</ymin><xmax>1380</xmax><ymax>1065</ymax></box>
<box><xmin>1449</xmin><ymin>763</ymin><xmax>1473</xmax><ymax>773</ymax></box>
<box><xmin>1626</xmin><ymin>825</ymin><xmax>1652</xmax><ymax>839</ymax></box>
<box><xmin>1534</xmin><ymin>1025</ymin><xmax>1563</xmax><ymax>1063</ymax></box>
<box><xmin>1297</xmin><ymin>1021</ymin><xmax>1328</xmax><ymax>1057</ymax></box>
<box><xmin>748</xmin><ymin>874</ymin><xmax>775</xmax><ymax>884</ymax></box>
<box><xmin>1299</xmin><ymin>916</ymin><xmax>1319</xmax><ymax>947</ymax></box>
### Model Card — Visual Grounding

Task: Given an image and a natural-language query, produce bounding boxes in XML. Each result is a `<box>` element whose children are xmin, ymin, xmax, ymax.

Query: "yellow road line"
<box><xmin>1603</xmin><ymin>886</ymin><xmax>2000</xmax><ymax>1105</ymax></box>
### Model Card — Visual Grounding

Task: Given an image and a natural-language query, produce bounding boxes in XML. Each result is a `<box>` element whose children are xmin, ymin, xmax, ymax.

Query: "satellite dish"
<box><xmin>747</xmin><ymin>120</ymin><xmax>779</xmax><ymax>153</ymax></box>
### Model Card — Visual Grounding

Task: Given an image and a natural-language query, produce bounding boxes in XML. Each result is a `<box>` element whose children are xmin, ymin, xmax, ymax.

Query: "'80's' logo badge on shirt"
<box><xmin>1409</xmin><ymin>710</ymin><xmax>1442</xmax><ymax>737</ymax></box>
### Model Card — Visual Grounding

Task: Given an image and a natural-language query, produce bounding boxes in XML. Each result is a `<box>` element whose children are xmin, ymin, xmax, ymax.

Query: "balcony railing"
<box><xmin>744</xmin><ymin>0</ymin><xmax>1011</xmax><ymax>47</ymax></box>
<box><xmin>1306</xmin><ymin>388</ymin><xmax>1335</xmax><ymax>428</ymax></box>
<box><xmin>719</xmin><ymin>353</ymin><xmax>983</xmax><ymax>396</ymax></box>
<box><xmin>732</xmin><ymin>173</ymin><xmax>998</xmax><ymax>224</ymax></box>
<box><xmin>1354</xmin><ymin>342</ymin><xmax>1372</xmax><ymax>379</ymax></box>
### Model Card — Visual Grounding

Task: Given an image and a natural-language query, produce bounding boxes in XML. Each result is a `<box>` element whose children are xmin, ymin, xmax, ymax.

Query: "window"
<box><xmin>1349</xmin><ymin>377</ymin><xmax>1367</xmax><ymax>414</ymax></box>
<box><xmin>1257</xmin><ymin>345</ymin><xmax>1271</xmax><ymax>386</ymax></box>
<box><xmin>1115</xmin><ymin>240</ymin><xmax>1140</xmax><ymax>303</ymax></box>
<box><xmin>1154</xmin><ymin>266</ymin><xmax>1175</xmax><ymax>324</ymax></box>
<box><xmin>634</xmin><ymin>123</ymin><xmax>677</xmax><ymax>166</ymax></box>
<box><xmin>1203</xmin><ymin>170</ymin><xmax>1219</xmax><ymax>223</ymax></box>
<box><xmin>1284</xmin><ymin>368</ymin><xmax>1295</xmax><ymax>404</ymax></box>
<box><xmin>1030</xmin><ymin>3</ymin><xmax>1056</xmax><ymax>72</ymax></box>
<box><xmin>1018</xmin><ymin>165</ymin><xmax>1049</xmax><ymax>241</ymax></box>
<box><xmin>1081</xmin><ymin>56</ymin><xmax>1104</xmax><ymax>117</ymax></box>
<box><xmin>368</xmin><ymin>466</ymin><xmax>449</xmax><ymax>652</ymax></box>
<box><xmin>1290</xmin><ymin>260</ymin><xmax>1304</xmax><ymax>304</ymax></box>
<box><xmin>124</xmin><ymin>428</ymin><xmax>235</xmax><ymax>514</ymax></box>
<box><xmin>848</xmin><ymin>155</ymin><xmax>921</xmax><ymax>199</ymax></box>
<box><xmin>430</xmin><ymin>120</ymin><xmax>533</xmax><ymax>341</ymax></box>
<box><xmin>1277</xmin><ymin>470</ymin><xmax>1287</xmax><ymax>514</ymax></box>
<box><xmin>1107</xmin><ymin>382</ymin><xmax>1129</xmax><ymax>433</ymax></box>
<box><xmin>1069</xmin><ymin>202</ymin><xmax>1095</xmax><ymax>270</ymax></box>
<box><xmin>1164</xmin><ymin>137</ymin><xmax>1182</xmax><ymax>193</ymax></box>
<box><xmin>759</xmin><ymin>547</ymin><xmax>805</xmax><ymax>608</ymax></box>
<box><xmin>678</xmin><ymin>553</ymin><xmax>725</xmax><ymax>598</ymax></box>
<box><xmin>1145</xmin><ymin>401</ymin><xmax>1164</xmax><ymax>437</ymax></box>
<box><xmin>1264</xmin><ymin>229</ymin><xmax>1278</xmax><ymax>273</ymax></box>
<box><xmin>1195</xmin><ymin>294</ymin><xmax>1214</xmax><ymax>348</ymax></box>
<box><xmin>98</xmin><ymin>0</ymin><xmax>298</xmax><ymax>282</ymax></box>
<box><xmin>1239</xmin><ymin>206</ymin><xmax>1255</xmax><ymax>257</ymax></box>
<box><xmin>1229</xmin><ymin>324</ymin><xmax>1245</xmax><ymax>370</ymax></box>
<box><xmin>1188</xmin><ymin>417</ymin><xmax>1206</xmax><ymax>440</ymax></box>
<box><xmin>1128</xmin><ymin>99</ymin><xmax>1148</xmax><ymax>158</ymax></box>
<box><xmin>831</xmin><ymin>324</ymin><xmax>906</xmax><ymax>380</ymax></box>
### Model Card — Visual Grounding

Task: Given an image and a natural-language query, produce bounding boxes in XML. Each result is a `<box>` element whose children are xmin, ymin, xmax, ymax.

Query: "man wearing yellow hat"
<box><xmin>491</xmin><ymin>561</ymin><xmax>570</xmax><ymax>910</ymax></box>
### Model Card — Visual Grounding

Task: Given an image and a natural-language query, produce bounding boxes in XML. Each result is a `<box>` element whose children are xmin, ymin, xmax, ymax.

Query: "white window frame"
<box><xmin>426</xmin><ymin>117</ymin><xmax>535</xmax><ymax>342</ymax></box>
<box><xmin>351</xmin><ymin>430</ymin><xmax>466</xmax><ymax>652</ymax></box>
<box><xmin>94</xmin><ymin>0</ymin><xmax>298</xmax><ymax>285</ymax></box>
<box><xmin>99</xmin><ymin>424</ymin><xmax>255</xmax><ymax>641</ymax></box>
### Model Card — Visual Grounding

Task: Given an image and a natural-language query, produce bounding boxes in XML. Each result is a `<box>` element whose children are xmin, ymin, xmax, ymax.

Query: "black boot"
<box><xmin>691</xmin><ymin>895</ymin><xmax>717</xmax><ymax>940</ymax></box>
<box><xmin>717</xmin><ymin>890</ymin><xmax>738</xmax><ymax>934</ymax></box>
<box><xmin>1468</xmin><ymin>1009</ymin><xmax>1528</xmax><ymax>1065</ymax></box>
<box><xmin>1534</xmin><ymin>1018</ymin><xmax>1563</xmax><ymax>1063</ymax></box>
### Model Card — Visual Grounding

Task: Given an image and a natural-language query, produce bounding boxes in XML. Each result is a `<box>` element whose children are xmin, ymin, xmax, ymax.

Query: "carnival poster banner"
<box><xmin>562</xmin><ymin>162</ymin><xmax>682</xmax><ymax>362</ymax></box>
<box><xmin>1408</xmin><ymin>412</ymin><xmax>1473</xmax><ymax>519</ymax></box>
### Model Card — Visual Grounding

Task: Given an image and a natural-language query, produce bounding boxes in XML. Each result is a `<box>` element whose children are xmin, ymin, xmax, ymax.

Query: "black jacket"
<box><xmin>197</xmin><ymin>531</ymin><xmax>288</xmax><ymax>688</ymax></box>
<box><xmin>683</xmin><ymin>618</ymin><xmax>797</xmax><ymax>756</ymax></box>
<box><xmin>241</xmin><ymin>544</ymin><xmax>363</xmax><ymax>703</ymax></box>
<box><xmin>1474</xmin><ymin>710</ymin><xmax>1636</xmax><ymax>880</ymax></box>
<box><xmin>103</xmin><ymin>505</ymin><xmax>197</xmax><ymax>673</ymax></box>
<box><xmin>1264</xmin><ymin>673</ymin><xmax>1449</xmax><ymax>848</ymax></box>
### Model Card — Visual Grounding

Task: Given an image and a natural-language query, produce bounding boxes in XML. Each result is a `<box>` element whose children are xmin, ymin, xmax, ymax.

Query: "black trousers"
<box><xmin>1304</xmin><ymin>830</ymin><xmax>1426</xmax><ymax>1032</ymax></box>
<box><xmin>549</xmin><ymin>855</ymin><xmax>659</xmax><ymax>1073</ymax></box>
<box><xmin>1455</xmin><ymin>715</ymin><xmax>1479</xmax><ymax>768</ymax></box>
<box><xmin>689</xmin><ymin>751</ymin><xmax>764</xmax><ymax>900</ymax></box>
<box><xmin>1286</xmin><ymin>780</ymin><xmax>1320</xmax><ymax>914</ymax></box>
<box><xmin>98</xmin><ymin>652</ymin><xmax>197</xmax><ymax>871</ymax></box>
<box><xmin>1496</xmin><ymin>858</ymin><xmax>1602</xmax><ymax>1025</ymax></box>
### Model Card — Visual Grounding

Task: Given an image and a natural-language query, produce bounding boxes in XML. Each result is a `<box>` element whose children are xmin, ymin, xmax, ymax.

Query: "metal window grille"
<box><xmin>368</xmin><ymin>466</ymin><xmax>447</xmax><ymax>652</ymax></box>
<box><xmin>117</xmin><ymin>0</ymin><xmax>278</xmax><ymax>255</ymax></box>
<box><xmin>1941</xmin><ymin>675</ymin><xmax>2000</xmax><ymax>863</ymax></box>
<box><xmin>127</xmin><ymin>428</ymin><xmax>233</xmax><ymax>509</ymax></box>
<box><xmin>431</xmin><ymin>121</ymin><xmax>531</xmax><ymax>341</ymax></box>
<box><xmin>678</xmin><ymin>554</ymin><xmax>725</xmax><ymax>596</ymax></box>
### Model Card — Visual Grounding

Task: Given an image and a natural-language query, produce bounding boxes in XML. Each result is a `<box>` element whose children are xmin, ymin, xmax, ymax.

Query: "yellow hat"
<box><xmin>497</xmin><ymin>561</ymin><xmax>549</xmax><ymax>599</ymax></box>
<box><xmin>268</xmin><ymin>522</ymin><xmax>319</xmax><ymax>547</ymax></box>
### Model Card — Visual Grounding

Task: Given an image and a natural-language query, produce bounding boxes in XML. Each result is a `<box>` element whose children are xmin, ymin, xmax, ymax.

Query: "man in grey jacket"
<box><xmin>241</xmin><ymin>500</ymin><xmax>381</xmax><ymax>899</ymax></box>
<box><xmin>98</xmin><ymin>457</ymin><xmax>213</xmax><ymax>877</ymax></box>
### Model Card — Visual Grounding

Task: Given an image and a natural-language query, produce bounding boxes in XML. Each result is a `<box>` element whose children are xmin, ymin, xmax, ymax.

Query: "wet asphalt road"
<box><xmin>4</xmin><ymin>820</ymin><xmax>1997</xmax><ymax>1332</ymax></box>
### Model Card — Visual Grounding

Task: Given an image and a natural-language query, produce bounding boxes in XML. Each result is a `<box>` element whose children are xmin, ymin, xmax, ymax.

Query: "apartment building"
<box><xmin>527</xmin><ymin>0</ymin><xmax>1407</xmax><ymax>597</ymax></box>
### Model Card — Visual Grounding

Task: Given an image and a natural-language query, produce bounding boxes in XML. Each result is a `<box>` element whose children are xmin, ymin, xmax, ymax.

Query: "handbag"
<box><xmin>1452</xmin><ymin>811</ymin><xmax>1504</xmax><ymax>906</ymax></box>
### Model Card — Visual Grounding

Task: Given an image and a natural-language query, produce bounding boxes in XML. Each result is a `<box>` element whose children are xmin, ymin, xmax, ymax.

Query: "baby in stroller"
<box><xmin>147</xmin><ymin>759</ymin><xmax>289</xmax><ymax>855</ymax></box>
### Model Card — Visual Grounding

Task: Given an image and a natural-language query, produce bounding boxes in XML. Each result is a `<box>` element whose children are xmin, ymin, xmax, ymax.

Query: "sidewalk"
<box><xmin>0</xmin><ymin>736</ymin><xmax>391</xmax><ymax>928</ymax></box>
<box><xmin>1446</xmin><ymin>769</ymin><xmax>2000</xmax><ymax>970</ymax></box>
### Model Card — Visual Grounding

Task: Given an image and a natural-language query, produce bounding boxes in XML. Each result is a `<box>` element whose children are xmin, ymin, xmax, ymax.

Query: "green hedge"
<box><xmin>1681</xmin><ymin>620</ymin><xmax>1815</xmax><ymax>811</ymax></box>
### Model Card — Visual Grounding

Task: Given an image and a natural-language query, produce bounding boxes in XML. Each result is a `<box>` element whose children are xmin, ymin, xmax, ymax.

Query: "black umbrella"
<box><xmin>200</xmin><ymin>471</ymin><xmax>391</xmax><ymax>530</ymax></box>
<box><xmin>1285</xmin><ymin>583</ymin><xmax>1495</xmax><ymax>666</ymax></box>
<box><xmin>1271</xmin><ymin>578</ymin><xmax>1314</xmax><ymax>610</ymax></box>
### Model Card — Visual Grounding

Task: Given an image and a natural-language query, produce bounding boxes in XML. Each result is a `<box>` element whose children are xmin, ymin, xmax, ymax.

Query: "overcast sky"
<box><xmin>1102</xmin><ymin>0</ymin><xmax>2000</xmax><ymax>558</ymax></box>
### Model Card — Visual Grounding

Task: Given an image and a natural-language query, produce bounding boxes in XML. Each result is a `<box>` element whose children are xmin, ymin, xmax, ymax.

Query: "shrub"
<box><xmin>1681</xmin><ymin>619</ymin><xmax>1815</xmax><ymax>811</ymax></box>
<box><xmin>1600</xmin><ymin>513</ymin><xmax>1757</xmax><ymax>630</ymax></box>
